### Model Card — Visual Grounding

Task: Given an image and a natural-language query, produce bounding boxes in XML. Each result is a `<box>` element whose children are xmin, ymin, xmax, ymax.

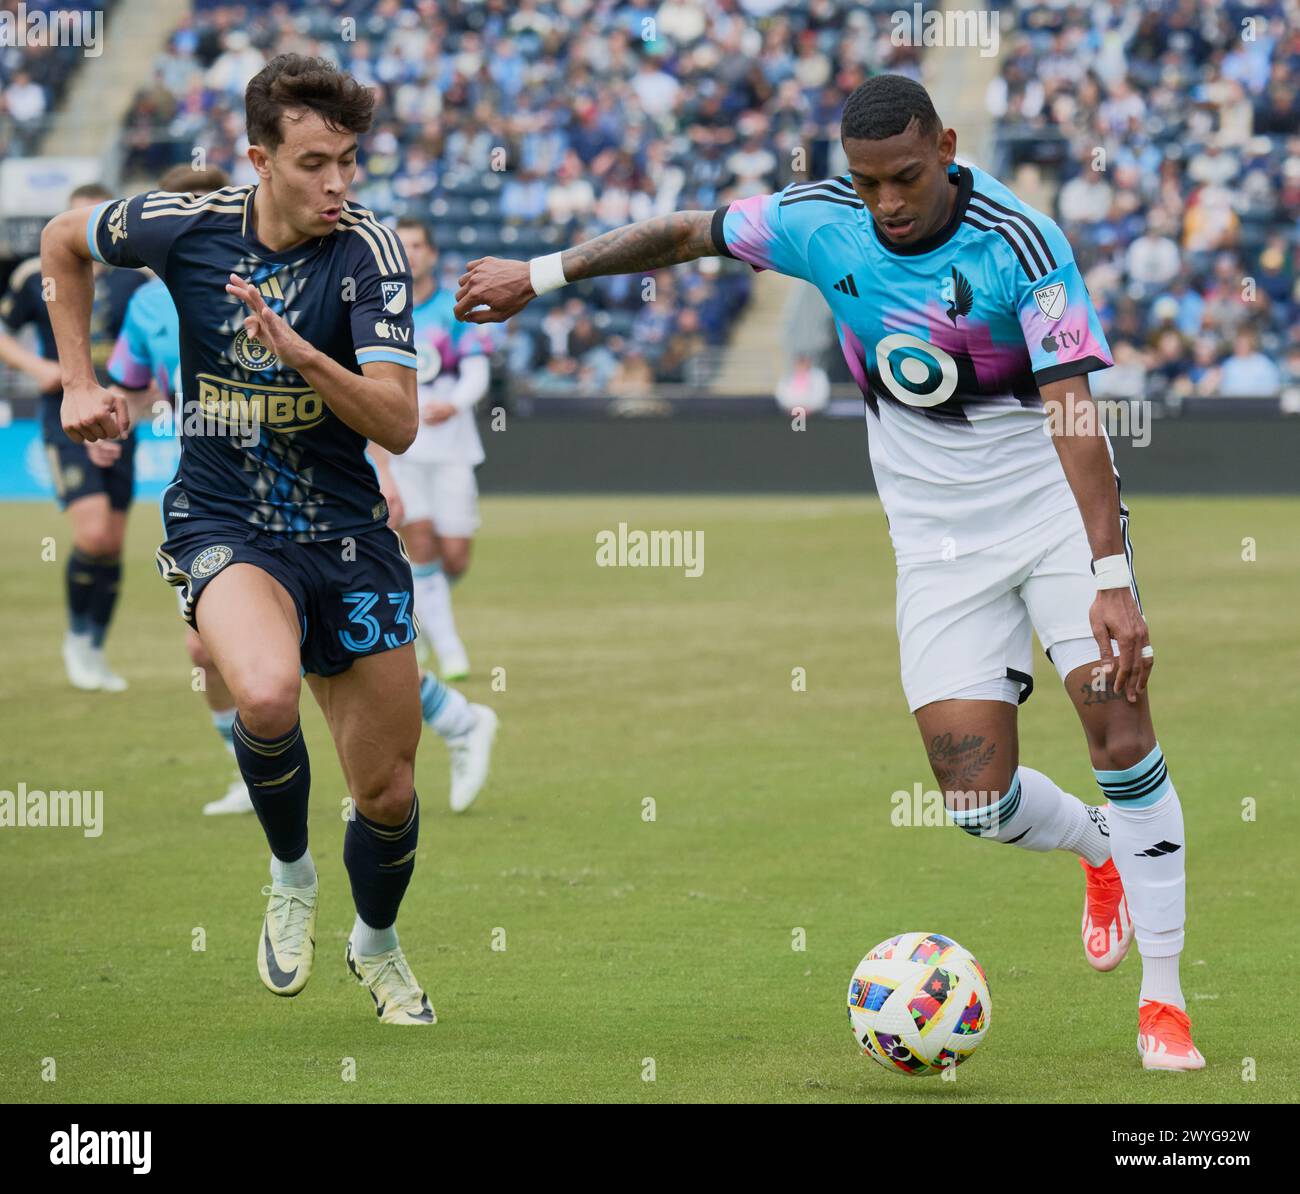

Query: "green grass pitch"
<box><xmin>1</xmin><ymin>494</ymin><xmax>1296</xmax><ymax>1103</ymax></box>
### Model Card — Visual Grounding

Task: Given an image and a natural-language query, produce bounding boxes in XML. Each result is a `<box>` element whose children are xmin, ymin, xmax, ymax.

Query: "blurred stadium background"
<box><xmin>1</xmin><ymin>0</ymin><xmax>1298</xmax><ymax>497</ymax></box>
<box><xmin>2</xmin><ymin>0</ymin><xmax>1298</xmax><ymax>1108</ymax></box>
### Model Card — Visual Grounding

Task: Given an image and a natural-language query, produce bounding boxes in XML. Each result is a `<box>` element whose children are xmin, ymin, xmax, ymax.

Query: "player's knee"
<box><xmin>928</xmin><ymin>760</ymin><xmax>1016</xmax><ymax>804</ymax></box>
<box><xmin>1093</xmin><ymin>725</ymin><xmax>1155</xmax><ymax>772</ymax></box>
<box><xmin>185</xmin><ymin>629</ymin><xmax>213</xmax><ymax>670</ymax></box>
<box><xmin>352</xmin><ymin>759</ymin><xmax>416</xmax><ymax>824</ymax></box>
<box><xmin>237</xmin><ymin>677</ymin><xmax>301</xmax><ymax>738</ymax></box>
<box><xmin>75</xmin><ymin>533</ymin><xmax>120</xmax><ymax>560</ymax></box>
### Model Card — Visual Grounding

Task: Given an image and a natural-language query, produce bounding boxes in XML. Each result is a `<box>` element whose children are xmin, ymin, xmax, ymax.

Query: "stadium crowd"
<box><xmin>0</xmin><ymin>0</ymin><xmax>122</xmax><ymax>158</ymax></box>
<box><xmin>992</xmin><ymin>0</ymin><xmax>1300</xmax><ymax>402</ymax></box>
<box><xmin>8</xmin><ymin>0</ymin><xmax>1286</xmax><ymax>401</ymax></box>
<box><xmin>117</xmin><ymin>0</ymin><xmax>924</xmax><ymax>395</ymax></box>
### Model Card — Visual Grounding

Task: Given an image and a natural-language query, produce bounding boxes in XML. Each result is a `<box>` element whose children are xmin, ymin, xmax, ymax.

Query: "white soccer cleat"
<box><xmin>447</xmin><ymin>703</ymin><xmax>497</xmax><ymax>813</ymax></box>
<box><xmin>62</xmin><ymin>631</ymin><xmax>102</xmax><ymax>691</ymax></box>
<box><xmin>438</xmin><ymin>643</ymin><xmax>470</xmax><ymax>682</ymax></box>
<box><xmin>203</xmin><ymin>777</ymin><xmax>255</xmax><ymax>816</ymax></box>
<box><xmin>88</xmin><ymin>647</ymin><xmax>129</xmax><ymax>692</ymax></box>
<box><xmin>1137</xmin><ymin>1000</ymin><xmax>1206</xmax><ymax>1071</ymax></box>
<box><xmin>256</xmin><ymin>881</ymin><xmax>317</xmax><ymax>997</ymax></box>
<box><xmin>346</xmin><ymin>940</ymin><xmax>436</xmax><ymax>1025</ymax></box>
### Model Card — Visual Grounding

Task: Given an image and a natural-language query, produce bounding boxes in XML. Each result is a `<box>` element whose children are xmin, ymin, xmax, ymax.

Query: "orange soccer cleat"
<box><xmin>1137</xmin><ymin>1000</ymin><xmax>1206</xmax><ymax>1071</ymax></box>
<box><xmin>1080</xmin><ymin>857</ymin><xmax>1134</xmax><ymax>971</ymax></box>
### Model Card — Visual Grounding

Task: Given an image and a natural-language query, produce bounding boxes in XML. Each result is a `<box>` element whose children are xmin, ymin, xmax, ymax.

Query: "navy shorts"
<box><xmin>44</xmin><ymin>431</ymin><xmax>136</xmax><ymax>511</ymax></box>
<box><xmin>156</xmin><ymin>517</ymin><xmax>417</xmax><ymax>677</ymax></box>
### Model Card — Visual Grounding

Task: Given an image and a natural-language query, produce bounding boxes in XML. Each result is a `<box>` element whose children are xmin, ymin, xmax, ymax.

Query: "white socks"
<box><xmin>419</xmin><ymin>672</ymin><xmax>476</xmax><ymax>738</ymax></box>
<box><xmin>412</xmin><ymin>560</ymin><xmax>464</xmax><ymax>663</ymax></box>
<box><xmin>271</xmin><ymin>848</ymin><xmax>317</xmax><ymax>889</ymax></box>
<box><xmin>351</xmin><ymin>915</ymin><xmax>398</xmax><ymax>957</ymax></box>
<box><xmin>1095</xmin><ymin>742</ymin><xmax>1186</xmax><ymax>1008</ymax></box>
<box><xmin>947</xmin><ymin>766</ymin><xmax>1111</xmax><ymax>866</ymax></box>
<box><xmin>948</xmin><ymin>742</ymin><xmax>1189</xmax><ymax>1011</ymax></box>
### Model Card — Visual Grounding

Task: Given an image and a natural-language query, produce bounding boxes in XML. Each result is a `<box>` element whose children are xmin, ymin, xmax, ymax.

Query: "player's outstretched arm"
<box><xmin>39</xmin><ymin>207</ymin><xmax>130</xmax><ymax>442</ymax></box>
<box><xmin>454</xmin><ymin>210</ymin><xmax>719</xmax><ymax>323</ymax></box>
<box><xmin>1040</xmin><ymin>374</ymin><xmax>1151</xmax><ymax>701</ymax></box>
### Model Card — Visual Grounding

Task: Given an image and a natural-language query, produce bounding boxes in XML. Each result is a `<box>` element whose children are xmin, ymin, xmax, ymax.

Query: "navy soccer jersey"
<box><xmin>1</xmin><ymin>254</ymin><xmax>147</xmax><ymax>441</ymax></box>
<box><xmin>85</xmin><ymin>185</ymin><xmax>417</xmax><ymax>541</ymax></box>
<box><xmin>712</xmin><ymin>162</ymin><xmax>1115</xmax><ymax>564</ymax></box>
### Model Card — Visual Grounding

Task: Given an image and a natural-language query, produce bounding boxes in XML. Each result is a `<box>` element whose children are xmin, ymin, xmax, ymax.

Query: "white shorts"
<box><xmin>389</xmin><ymin>456</ymin><xmax>480</xmax><ymax>538</ymax></box>
<box><xmin>895</xmin><ymin>508</ymin><xmax>1140</xmax><ymax>711</ymax></box>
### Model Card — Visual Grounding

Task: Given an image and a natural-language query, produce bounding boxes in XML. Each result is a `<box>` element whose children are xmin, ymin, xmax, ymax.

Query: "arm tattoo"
<box><xmin>560</xmin><ymin>211</ymin><xmax>718</xmax><ymax>280</ymax></box>
<box><xmin>927</xmin><ymin>733</ymin><xmax>997</xmax><ymax>790</ymax></box>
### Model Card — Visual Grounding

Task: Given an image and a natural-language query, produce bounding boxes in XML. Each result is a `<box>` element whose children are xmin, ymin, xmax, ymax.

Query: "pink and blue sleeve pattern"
<box><xmin>711</xmin><ymin>192</ymin><xmax>811</xmax><ymax>281</ymax></box>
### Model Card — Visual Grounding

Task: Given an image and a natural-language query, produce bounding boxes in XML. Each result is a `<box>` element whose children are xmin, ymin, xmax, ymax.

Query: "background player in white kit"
<box><xmin>370</xmin><ymin>217</ymin><xmax>494</xmax><ymax>682</ymax></box>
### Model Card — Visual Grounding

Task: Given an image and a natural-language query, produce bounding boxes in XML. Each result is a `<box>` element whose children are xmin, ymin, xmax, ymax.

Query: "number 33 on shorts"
<box><xmin>338</xmin><ymin>590</ymin><xmax>416</xmax><ymax>652</ymax></box>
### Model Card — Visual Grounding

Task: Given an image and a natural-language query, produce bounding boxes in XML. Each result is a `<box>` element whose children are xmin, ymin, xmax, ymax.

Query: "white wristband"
<box><xmin>529</xmin><ymin>252</ymin><xmax>567</xmax><ymax>296</ymax></box>
<box><xmin>1092</xmin><ymin>553</ymin><xmax>1131</xmax><ymax>590</ymax></box>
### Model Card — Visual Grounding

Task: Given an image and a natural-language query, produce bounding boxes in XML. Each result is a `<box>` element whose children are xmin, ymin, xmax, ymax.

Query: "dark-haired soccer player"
<box><xmin>1</xmin><ymin>182</ymin><xmax>147</xmax><ymax>692</ymax></box>
<box><xmin>42</xmin><ymin>54</ymin><xmax>481</xmax><ymax>1024</ymax></box>
<box><xmin>456</xmin><ymin>74</ymin><xmax>1203</xmax><ymax>1070</ymax></box>
<box><xmin>106</xmin><ymin>166</ymin><xmax>496</xmax><ymax>819</ymax></box>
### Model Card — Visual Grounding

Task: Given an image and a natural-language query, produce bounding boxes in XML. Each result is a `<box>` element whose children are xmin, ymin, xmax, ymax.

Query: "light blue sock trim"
<box><xmin>212</xmin><ymin>708</ymin><xmax>236</xmax><ymax>748</ymax></box>
<box><xmin>411</xmin><ymin>560</ymin><xmax>440</xmax><ymax>579</ymax></box>
<box><xmin>1094</xmin><ymin>742</ymin><xmax>1170</xmax><ymax>808</ymax></box>
<box><xmin>420</xmin><ymin>672</ymin><xmax>448</xmax><ymax>722</ymax></box>
<box><xmin>948</xmin><ymin>773</ymin><xmax>1022</xmax><ymax>836</ymax></box>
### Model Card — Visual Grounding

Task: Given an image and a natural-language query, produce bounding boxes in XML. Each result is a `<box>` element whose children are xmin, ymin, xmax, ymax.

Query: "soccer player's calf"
<box><xmin>918</xmin><ymin>666</ymin><xmax>1196</xmax><ymax>1069</ymax></box>
<box><xmin>195</xmin><ymin>554</ymin><xmax>432</xmax><ymax>1023</ymax></box>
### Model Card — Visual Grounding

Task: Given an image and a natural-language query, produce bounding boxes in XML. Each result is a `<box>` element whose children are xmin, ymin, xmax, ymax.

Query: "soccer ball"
<box><xmin>847</xmin><ymin>931</ymin><xmax>991</xmax><ymax>1076</ymax></box>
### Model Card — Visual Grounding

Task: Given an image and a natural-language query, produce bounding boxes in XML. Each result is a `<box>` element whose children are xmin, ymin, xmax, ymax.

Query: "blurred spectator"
<box><xmin>609</xmin><ymin>350</ymin><xmax>655</xmax><ymax>398</ymax></box>
<box><xmin>1058</xmin><ymin>166</ymin><xmax>1113</xmax><ymax>224</ymax></box>
<box><xmin>1219</xmin><ymin>330</ymin><xmax>1282</xmax><ymax>397</ymax></box>
<box><xmin>775</xmin><ymin>354</ymin><xmax>830</xmax><ymax>413</ymax></box>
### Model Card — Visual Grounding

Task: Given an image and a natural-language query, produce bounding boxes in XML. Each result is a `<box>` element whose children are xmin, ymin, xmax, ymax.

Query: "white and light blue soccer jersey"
<box><xmin>108</xmin><ymin>278</ymin><xmax>182</xmax><ymax>399</ymax></box>
<box><xmin>404</xmin><ymin>286</ymin><xmax>496</xmax><ymax>466</ymax></box>
<box><xmin>713</xmin><ymin>163</ymin><xmax>1115</xmax><ymax>564</ymax></box>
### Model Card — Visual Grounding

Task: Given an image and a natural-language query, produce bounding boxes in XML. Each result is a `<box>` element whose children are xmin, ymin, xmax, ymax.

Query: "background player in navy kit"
<box><xmin>42</xmin><ymin>55</ymin><xmax>449</xmax><ymax>1025</ymax></box>
<box><xmin>0</xmin><ymin>182</ymin><xmax>147</xmax><ymax>693</ymax></box>
<box><xmin>454</xmin><ymin>75</ymin><xmax>1204</xmax><ymax>1070</ymax></box>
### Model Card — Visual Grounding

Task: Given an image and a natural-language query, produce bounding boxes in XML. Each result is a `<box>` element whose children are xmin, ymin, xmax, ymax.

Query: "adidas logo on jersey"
<box><xmin>832</xmin><ymin>273</ymin><xmax>859</xmax><ymax>297</ymax></box>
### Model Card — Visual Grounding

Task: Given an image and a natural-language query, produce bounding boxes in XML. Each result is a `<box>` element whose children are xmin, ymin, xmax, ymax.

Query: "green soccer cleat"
<box><xmin>346</xmin><ymin>941</ymin><xmax>437</xmax><ymax>1025</ymax></box>
<box><xmin>256</xmin><ymin>881</ymin><xmax>317</xmax><ymax>997</ymax></box>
